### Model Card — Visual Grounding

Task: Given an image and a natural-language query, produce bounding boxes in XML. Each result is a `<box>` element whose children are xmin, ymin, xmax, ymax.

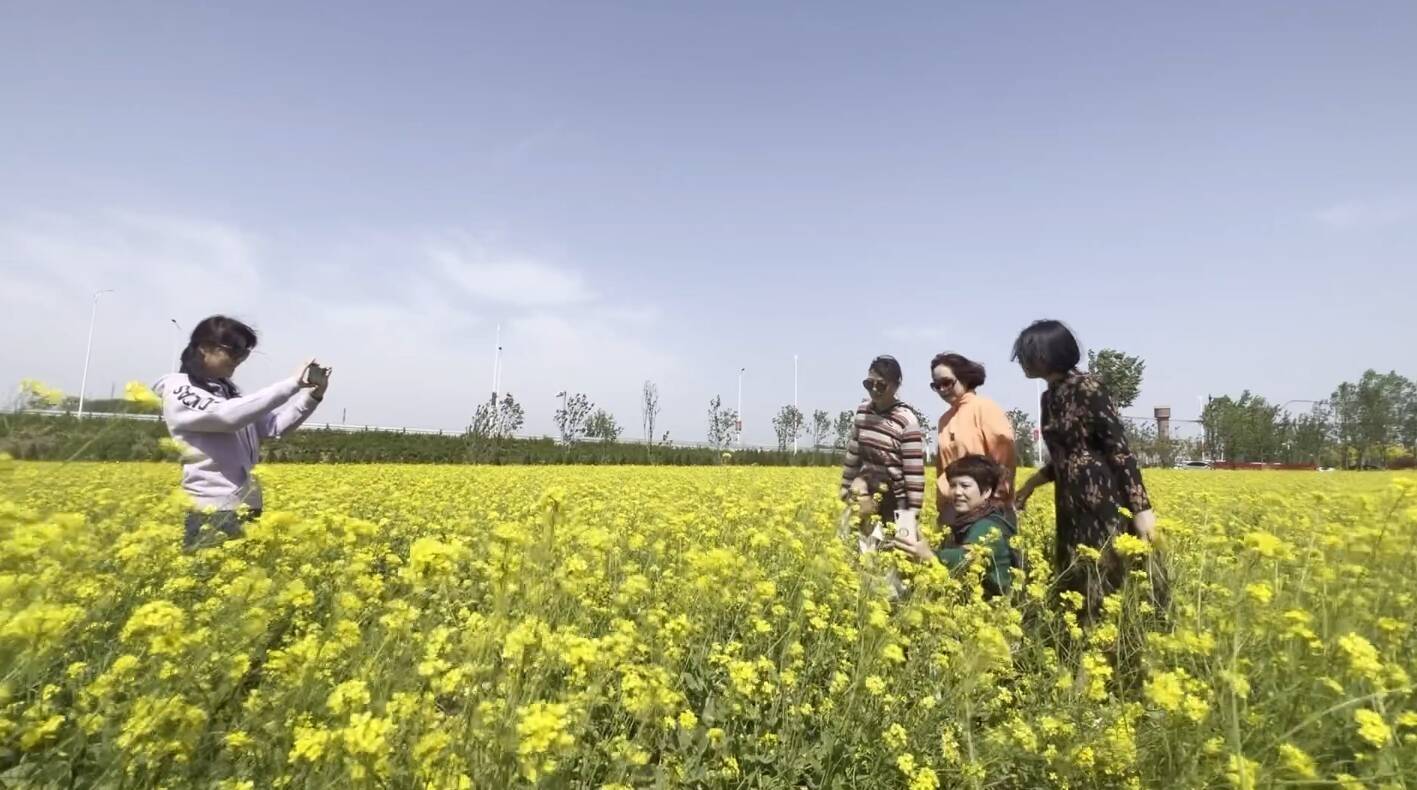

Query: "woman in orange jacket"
<box><xmin>928</xmin><ymin>352</ymin><xmax>1017</xmax><ymax>527</ymax></box>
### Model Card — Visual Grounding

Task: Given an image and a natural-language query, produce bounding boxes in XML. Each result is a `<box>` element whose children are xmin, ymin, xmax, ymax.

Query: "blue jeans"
<box><xmin>183</xmin><ymin>509</ymin><xmax>261</xmax><ymax>550</ymax></box>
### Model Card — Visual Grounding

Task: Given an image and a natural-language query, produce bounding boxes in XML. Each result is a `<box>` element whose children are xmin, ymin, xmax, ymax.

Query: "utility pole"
<box><xmin>736</xmin><ymin>367</ymin><xmax>745</xmax><ymax>448</ymax></box>
<box><xmin>77</xmin><ymin>289</ymin><xmax>114</xmax><ymax>418</ymax></box>
<box><xmin>491</xmin><ymin>324</ymin><xmax>503</xmax><ymax>399</ymax></box>
<box><xmin>793</xmin><ymin>354</ymin><xmax>799</xmax><ymax>454</ymax></box>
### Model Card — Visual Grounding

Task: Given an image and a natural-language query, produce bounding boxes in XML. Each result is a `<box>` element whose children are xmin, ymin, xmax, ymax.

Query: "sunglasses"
<box><xmin>930</xmin><ymin>377</ymin><xmax>957</xmax><ymax>393</ymax></box>
<box><xmin>862</xmin><ymin>378</ymin><xmax>889</xmax><ymax>393</ymax></box>
<box><xmin>219</xmin><ymin>344</ymin><xmax>251</xmax><ymax>361</ymax></box>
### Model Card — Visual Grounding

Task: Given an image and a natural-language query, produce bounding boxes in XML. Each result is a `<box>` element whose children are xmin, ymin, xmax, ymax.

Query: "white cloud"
<box><xmin>1313</xmin><ymin>197</ymin><xmax>1417</xmax><ymax>231</ymax></box>
<box><xmin>428</xmin><ymin>235</ymin><xmax>593</xmax><ymax>307</ymax></box>
<box><xmin>0</xmin><ymin>211</ymin><xmax>675</xmax><ymax>436</ymax></box>
<box><xmin>0</xmin><ymin>210</ymin><xmax>261</xmax><ymax>309</ymax></box>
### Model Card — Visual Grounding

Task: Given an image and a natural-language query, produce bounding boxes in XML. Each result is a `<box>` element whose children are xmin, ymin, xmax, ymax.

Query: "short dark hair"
<box><xmin>857</xmin><ymin>467</ymin><xmax>899</xmax><ymax>517</ymax></box>
<box><xmin>1011</xmin><ymin>319</ymin><xmax>1081</xmax><ymax>377</ymax></box>
<box><xmin>869</xmin><ymin>355</ymin><xmax>903</xmax><ymax>386</ymax></box>
<box><xmin>929</xmin><ymin>353</ymin><xmax>986</xmax><ymax>391</ymax></box>
<box><xmin>944</xmin><ymin>454</ymin><xmax>1002</xmax><ymax>495</ymax></box>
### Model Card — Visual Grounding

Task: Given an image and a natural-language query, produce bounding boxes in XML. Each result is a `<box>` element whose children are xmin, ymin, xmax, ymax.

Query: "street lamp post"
<box><xmin>491</xmin><ymin>324</ymin><xmax>503</xmax><ymax>400</ymax></box>
<box><xmin>736</xmin><ymin>367</ymin><xmax>745</xmax><ymax>448</ymax></box>
<box><xmin>556</xmin><ymin>390</ymin><xmax>567</xmax><ymax>442</ymax></box>
<box><xmin>77</xmin><ymin>289</ymin><xmax>114</xmax><ymax>418</ymax></box>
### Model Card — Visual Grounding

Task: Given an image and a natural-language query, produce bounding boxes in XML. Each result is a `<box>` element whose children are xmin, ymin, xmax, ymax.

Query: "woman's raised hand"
<box><xmin>294</xmin><ymin>358</ymin><xmax>318</xmax><ymax>387</ymax></box>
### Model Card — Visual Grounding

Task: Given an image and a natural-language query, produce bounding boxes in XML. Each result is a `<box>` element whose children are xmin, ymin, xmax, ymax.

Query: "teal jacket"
<box><xmin>936</xmin><ymin>512</ymin><xmax>1015</xmax><ymax>597</ymax></box>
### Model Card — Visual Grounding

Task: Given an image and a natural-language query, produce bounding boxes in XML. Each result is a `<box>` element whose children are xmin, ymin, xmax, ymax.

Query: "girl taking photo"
<box><xmin>153</xmin><ymin>315</ymin><xmax>330</xmax><ymax>549</ymax></box>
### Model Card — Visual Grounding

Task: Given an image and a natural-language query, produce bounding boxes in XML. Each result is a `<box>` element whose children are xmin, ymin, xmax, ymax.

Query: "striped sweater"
<box><xmin>839</xmin><ymin>399</ymin><xmax>926</xmax><ymax>512</ymax></box>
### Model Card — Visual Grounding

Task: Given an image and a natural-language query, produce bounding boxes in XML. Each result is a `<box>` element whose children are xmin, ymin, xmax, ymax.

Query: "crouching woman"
<box><xmin>891</xmin><ymin>454</ymin><xmax>1017</xmax><ymax>598</ymax></box>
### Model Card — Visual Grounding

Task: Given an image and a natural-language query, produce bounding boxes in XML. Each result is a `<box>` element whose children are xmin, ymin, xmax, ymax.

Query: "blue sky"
<box><xmin>3</xmin><ymin>2</ymin><xmax>1415</xmax><ymax>444</ymax></box>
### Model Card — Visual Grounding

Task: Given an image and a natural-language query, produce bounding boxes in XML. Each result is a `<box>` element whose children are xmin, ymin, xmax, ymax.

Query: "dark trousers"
<box><xmin>183</xmin><ymin>509</ymin><xmax>261</xmax><ymax>551</ymax></box>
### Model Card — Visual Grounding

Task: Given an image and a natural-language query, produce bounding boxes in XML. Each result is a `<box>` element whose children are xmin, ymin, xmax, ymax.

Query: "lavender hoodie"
<box><xmin>152</xmin><ymin>373</ymin><xmax>322</xmax><ymax>511</ymax></box>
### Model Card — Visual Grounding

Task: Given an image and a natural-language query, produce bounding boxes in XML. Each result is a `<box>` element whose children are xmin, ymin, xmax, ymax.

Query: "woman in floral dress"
<box><xmin>1011</xmin><ymin>320</ymin><xmax>1161</xmax><ymax>619</ymax></box>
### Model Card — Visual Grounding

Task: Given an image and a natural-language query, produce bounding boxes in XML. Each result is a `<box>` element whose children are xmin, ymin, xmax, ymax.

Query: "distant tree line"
<box><xmin>1194</xmin><ymin>370</ymin><xmax>1416</xmax><ymax>468</ymax></box>
<box><xmin>0</xmin><ymin>412</ymin><xmax>841</xmax><ymax>466</ymax></box>
<box><xmin>995</xmin><ymin>350</ymin><xmax>1416</xmax><ymax>470</ymax></box>
<box><xmin>14</xmin><ymin>362</ymin><xmax>1412</xmax><ymax>469</ymax></box>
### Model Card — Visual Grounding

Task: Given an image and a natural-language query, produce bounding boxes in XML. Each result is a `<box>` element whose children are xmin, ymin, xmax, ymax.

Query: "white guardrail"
<box><xmin>15</xmin><ymin>409</ymin><xmax>837</xmax><ymax>454</ymax></box>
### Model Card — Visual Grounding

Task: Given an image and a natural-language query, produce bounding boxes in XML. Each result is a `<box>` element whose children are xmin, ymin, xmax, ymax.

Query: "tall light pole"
<box><xmin>556</xmin><ymin>390</ymin><xmax>567</xmax><ymax>442</ymax></box>
<box><xmin>793</xmin><ymin>354</ymin><xmax>799</xmax><ymax>454</ymax></box>
<box><xmin>77</xmin><ymin>289</ymin><xmax>114</xmax><ymax>418</ymax></box>
<box><xmin>736</xmin><ymin>367</ymin><xmax>745</xmax><ymax>447</ymax></box>
<box><xmin>491</xmin><ymin>324</ymin><xmax>504</xmax><ymax>400</ymax></box>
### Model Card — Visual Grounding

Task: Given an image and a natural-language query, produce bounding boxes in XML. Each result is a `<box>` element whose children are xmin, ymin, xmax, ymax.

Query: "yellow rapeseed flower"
<box><xmin>1353</xmin><ymin>709</ymin><xmax>1392</xmax><ymax>748</ymax></box>
<box><xmin>123</xmin><ymin>380</ymin><xmax>162</xmax><ymax>408</ymax></box>
<box><xmin>1277</xmin><ymin>742</ymin><xmax>1317</xmax><ymax>779</ymax></box>
<box><xmin>1336</xmin><ymin>633</ymin><xmax>1384</xmax><ymax>683</ymax></box>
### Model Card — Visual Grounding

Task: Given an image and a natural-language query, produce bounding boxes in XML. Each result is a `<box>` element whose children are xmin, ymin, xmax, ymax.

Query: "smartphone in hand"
<box><xmin>305</xmin><ymin>362</ymin><xmax>329</xmax><ymax>388</ymax></box>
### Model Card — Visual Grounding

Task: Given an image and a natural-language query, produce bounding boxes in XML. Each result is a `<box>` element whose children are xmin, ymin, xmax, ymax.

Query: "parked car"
<box><xmin>1174</xmin><ymin>459</ymin><xmax>1212</xmax><ymax>470</ymax></box>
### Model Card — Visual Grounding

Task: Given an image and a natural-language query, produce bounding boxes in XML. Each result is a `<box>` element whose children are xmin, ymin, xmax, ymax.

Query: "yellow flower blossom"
<box><xmin>515</xmin><ymin>701</ymin><xmax>575</xmax><ymax>781</ymax></box>
<box><xmin>1277</xmin><ymin>743</ymin><xmax>1317</xmax><ymax>779</ymax></box>
<box><xmin>123</xmin><ymin>380</ymin><xmax>162</xmax><ymax>408</ymax></box>
<box><xmin>18</xmin><ymin>379</ymin><xmax>64</xmax><ymax>407</ymax></box>
<box><xmin>3</xmin><ymin>459</ymin><xmax>1415</xmax><ymax>787</ymax></box>
<box><xmin>1336</xmin><ymin>633</ymin><xmax>1384</xmax><ymax>683</ymax></box>
<box><xmin>1353</xmin><ymin>709</ymin><xmax>1392</xmax><ymax>748</ymax></box>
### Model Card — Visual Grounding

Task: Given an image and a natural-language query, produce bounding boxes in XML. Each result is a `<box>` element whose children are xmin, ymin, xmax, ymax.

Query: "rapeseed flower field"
<box><xmin>2</xmin><ymin>460</ymin><xmax>1415</xmax><ymax>788</ymax></box>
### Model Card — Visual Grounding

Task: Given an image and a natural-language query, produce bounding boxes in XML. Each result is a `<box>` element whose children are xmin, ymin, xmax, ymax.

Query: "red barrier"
<box><xmin>1207</xmin><ymin>461</ymin><xmax>1318</xmax><ymax>471</ymax></box>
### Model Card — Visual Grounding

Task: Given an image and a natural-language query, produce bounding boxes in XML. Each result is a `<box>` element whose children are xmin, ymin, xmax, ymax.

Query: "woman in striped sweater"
<box><xmin>839</xmin><ymin>355</ymin><xmax>927</xmax><ymax>536</ymax></box>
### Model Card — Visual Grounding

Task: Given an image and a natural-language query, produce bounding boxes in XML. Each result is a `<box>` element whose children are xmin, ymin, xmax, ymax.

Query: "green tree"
<box><xmin>706</xmin><ymin>395</ymin><xmax>738</xmax><ymax>453</ymax></box>
<box><xmin>1122</xmin><ymin>418</ymin><xmax>1161</xmax><ymax>466</ymax></box>
<box><xmin>772</xmin><ymin>405</ymin><xmax>806</xmax><ymax>452</ymax></box>
<box><xmin>554</xmin><ymin>392</ymin><xmax>594</xmax><ymax>444</ymax></box>
<box><xmin>585</xmin><ymin>408</ymin><xmax>623</xmax><ymax>442</ymax></box>
<box><xmin>1005</xmin><ymin>408</ymin><xmax>1039</xmax><ymax>467</ymax></box>
<box><xmin>1088</xmin><ymin>349</ymin><xmax>1146</xmax><ymax>410</ymax></box>
<box><xmin>1399</xmin><ymin>380</ymin><xmax>1417</xmax><ymax>457</ymax></box>
<box><xmin>810</xmin><ymin>409</ymin><xmax>831</xmax><ymax>449</ymax></box>
<box><xmin>641</xmin><ymin>381</ymin><xmax>660</xmax><ymax>446</ymax></box>
<box><xmin>470</xmin><ymin>392</ymin><xmax>524</xmax><ymax>441</ymax></box>
<box><xmin>1330</xmin><ymin>370</ymin><xmax>1412</xmax><ymax>468</ymax></box>
<box><xmin>1282</xmin><ymin>404</ymin><xmax>1333</xmax><ymax>466</ymax></box>
<box><xmin>834</xmin><ymin>410</ymin><xmax>855</xmax><ymax>449</ymax></box>
<box><xmin>1201</xmin><ymin>391</ymin><xmax>1284</xmax><ymax>462</ymax></box>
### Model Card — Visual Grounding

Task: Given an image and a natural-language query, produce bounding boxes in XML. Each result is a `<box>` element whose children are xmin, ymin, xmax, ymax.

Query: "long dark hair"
<box><xmin>179</xmin><ymin>315</ymin><xmax>258</xmax><ymax>395</ymax></box>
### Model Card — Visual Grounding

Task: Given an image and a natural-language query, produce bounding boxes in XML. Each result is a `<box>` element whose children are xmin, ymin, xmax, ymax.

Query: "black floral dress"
<box><xmin>1038</xmin><ymin>373</ymin><xmax>1153</xmax><ymax>613</ymax></box>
